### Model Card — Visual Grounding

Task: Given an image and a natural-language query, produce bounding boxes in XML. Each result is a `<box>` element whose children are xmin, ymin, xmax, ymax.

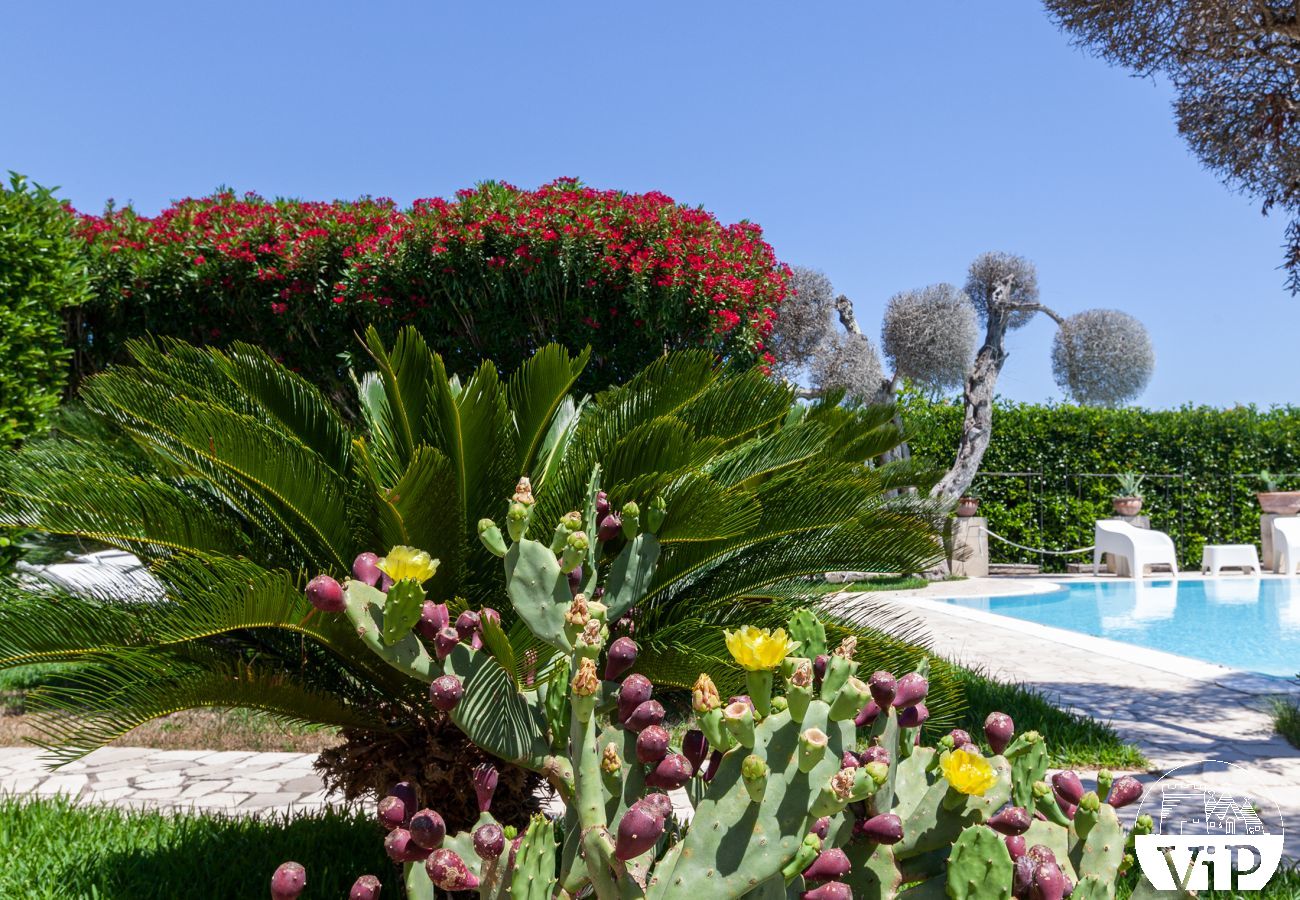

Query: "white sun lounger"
<box><xmin>1094</xmin><ymin>520</ymin><xmax>1178</xmax><ymax>578</ymax></box>
<box><xmin>1273</xmin><ymin>517</ymin><xmax>1300</xmax><ymax>575</ymax></box>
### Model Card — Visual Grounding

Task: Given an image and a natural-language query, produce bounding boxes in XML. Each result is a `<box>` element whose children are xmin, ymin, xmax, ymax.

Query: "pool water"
<box><xmin>939</xmin><ymin>579</ymin><xmax>1300</xmax><ymax>678</ymax></box>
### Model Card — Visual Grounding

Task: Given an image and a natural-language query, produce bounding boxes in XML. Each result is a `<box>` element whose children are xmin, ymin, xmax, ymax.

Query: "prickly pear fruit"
<box><xmin>434</xmin><ymin>626</ymin><xmax>459</xmax><ymax>661</ymax></box>
<box><xmin>801</xmin><ymin>882</ymin><xmax>852</xmax><ymax>899</ymax></box>
<box><xmin>897</xmin><ymin>702</ymin><xmax>928</xmax><ymax>728</ymax></box>
<box><xmin>271</xmin><ymin>862</ymin><xmax>307</xmax><ymax>900</ymax></box>
<box><xmin>614</xmin><ymin>804</ymin><xmax>666</xmax><ymax>860</ymax></box>
<box><xmin>384</xmin><ymin>828</ymin><xmax>430</xmax><ymax>863</ymax></box>
<box><xmin>810</xmin><ymin>817</ymin><xmax>831</xmax><ymax>839</ymax></box>
<box><xmin>480</xmin><ymin>607</ymin><xmax>500</xmax><ymax>628</ymax></box>
<box><xmin>417</xmin><ymin>601</ymin><xmax>450</xmax><ymax>639</ymax></box>
<box><xmin>868</xmin><ymin>670</ymin><xmax>897</xmax><ymax>708</ymax></box>
<box><xmin>854</xmin><ymin>700</ymin><xmax>881</xmax><ymax>727</ymax></box>
<box><xmin>1051</xmin><ymin>771</ymin><xmax>1084</xmax><ymax>806</ymax></box>
<box><xmin>639</xmin><ymin>792</ymin><xmax>674</xmax><ymax>821</ymax></box>
<box><xmin>813</xmin><ymin>654</ymin><xmax>829</xmax><ymax>686</ymax></box>
<box><xmin>604</xmin><ymin>636</ymin><xmax>638</xmax><ymax>680</ymax></box>
<box><xmin>1013</xmin><ymin>855</ymin><xmax>1034</xmax><ymax>898</ymax></box>
<box><xmin>598</xmin><ymin>513</ymin><xmax>622</xmax><ymax>543</ymax></box>
<box><xmin>352</xmin><ymin>552</ymin><xmax>382</xmax><ymax>587</ymax></box>
<box><xmin>377</xmin><ymin>794</ymin><xmax>406</xmax><ymax>831</ymax></box>
<box><xmin>567</xmin><ymin>565</ymin><xmax>583</xmax><ymax>595</ymax></box>
<box><xmin>646</xmin><ymin>753</ymin><xmax>692</xmax><ymax>789</ymax></box>
<box><xmin>1031</xmin><ymin>858</ymin><xmax>1069</xmax><ymax>900</ymax></box>
<box><xmin>426</xmin><ymin>848</ymin><xmax>480</xmax><ymax>891</ymax></box>
<box><xmin>802</xmin><ymin>848</ymin><xmax>851</xmax><ymax>882</ymax></box>
<box><xmin>892</xmin><ymin>672</ymin><xmax>928</xmax><ymax>708</ymax></box>
<box><xmin>408</xmin><ymin>809</ymin><xmax>446</xmax><ymax>849</ymax></box>
<box><xmin>856</xmin><ymin>813</ymin><xmax>903</xmax><ymax>844</ymax></box>
<box><xmin>473</xmin><ymin>763</ymin><xmax>498</xmax><ymax>813</ymax></box>
<box><xmin>595</xmin><ymin>490</ymin><xmax>610</xmax><ymax>519</ymax></box>
<box><xmin>636</xmin><ymin>725</ymin><xmax>671</xmax><ymax>764</ymax></box>
<box><xmin>454</xmin><ymin>610</ymin><xmax>480</xmax><ymax>642</ymax></box>
<box><xmin>703</xmin><ymin>749</ymin><xmax>724</xmax><ymax>782</ymax></box>
<box><xmin>1006</xmin><ymin>834</ymin><xmax>1027</xmax><ymax>859</ymax></box>
<box><xmin>348</xmin><ymin>875</ymin><xmax>382</xmax><ymax>900</ymax></box>
<box><xmin>989</xmin><ymin>805</ymin><xmax>1032</xmax><ymax>835</ymax></box>
<box><xmin>682</xmin><ymin>729</ymin><xmax>708</xmax><ymax>773</ymax></box>
<box><xmin>860</xmin><ymin>745</ymin><xmax>890</xmax><ymax>766</ymax></box>
<box><xmin>617</xmin><ymin>674</ymin><xmax>653</xmax><ymax>722</ymax></box>
<box><xmin>305</xmin><ymin>575</ymin><xmax>345</xmax><ymax>613</ymax></box>
<box><xmin>1107</xmin><ymin>775</ymin><xmax>1142</xmax><ymax>808</ymax></box>
<box><xmin>473</xmin><ymin>823</ymin><xmax>505</xmax><ymax>860</ymax></box>
<box><xmin>985</xmin><ymin>711</ymin><xmax>1014</xmax><ymax>754</ymax></box>
<box><xmin>624</xmin><ymin>699</ymin><xmax>666</xmax><ymax>733</ymax></box>
<box><xmin>947</xmin><ymin>728</ymin><xmax>973</xmax><ymax>747</ymax></box>
<box><xmin>429</xmin><ymin>674</ymin><xmax>463</xmax><ymax>711</ymax></box>
<box><xmin>840</xmin><ymin>750</ymin><xmax>861</xmax><ymax>769</ymax></box>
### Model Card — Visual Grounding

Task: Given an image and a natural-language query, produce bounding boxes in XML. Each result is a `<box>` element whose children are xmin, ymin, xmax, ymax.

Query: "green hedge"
<box><xmin>902</xmin><ymin>399</ymin><xmax>1300</xmax><ymax>570</ymax></box>
<box><xmin>0</xmin><ymin>174</ymin><xmax>87</xmax><ymax>445</ymax></box>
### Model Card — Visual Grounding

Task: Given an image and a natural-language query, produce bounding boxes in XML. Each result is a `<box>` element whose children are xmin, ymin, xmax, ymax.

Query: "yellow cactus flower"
<box><xmin>724</xmin><ymin>626</ymin><xmax>798</xmax><ymax>672</ymax></box>
<box><xmin>377</xmin><ymin>546</ymin><xmax>440</xmax><ymax>585</ymax></box>
<box><xmin>941</xmin><ymin>748</ymin><xmax>998</xmax><ymax>796</ymax></box>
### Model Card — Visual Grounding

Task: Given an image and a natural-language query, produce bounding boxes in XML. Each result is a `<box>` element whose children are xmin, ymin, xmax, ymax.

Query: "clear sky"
<box><xmin>3</xmin><ymin>1</ymin><xmax>1295</xmax><ymax>409</ymax></box>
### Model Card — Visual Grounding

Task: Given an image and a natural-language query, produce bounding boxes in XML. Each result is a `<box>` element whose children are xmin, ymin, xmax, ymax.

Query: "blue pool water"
<box><xmin>938</xmin><ymin>579</ymin><xmax>1300</xmax><ymax>677</ymax></box>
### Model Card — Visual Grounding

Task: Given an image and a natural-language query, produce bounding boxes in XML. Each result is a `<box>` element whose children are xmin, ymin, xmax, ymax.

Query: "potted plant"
<box><xmin>1112</xmin><ymin>472</ymin><xmax>1144</xmax><ymax>517</ymax></box>
<box><xmin>956</xmin><ymin>495</ymin><xmax>980</xmax><ymax>517</ymax></box>
<box><xmin>1256</xmin><ymin>471</ymin><xmax>1300</xmax><ymax>515</ymax></box>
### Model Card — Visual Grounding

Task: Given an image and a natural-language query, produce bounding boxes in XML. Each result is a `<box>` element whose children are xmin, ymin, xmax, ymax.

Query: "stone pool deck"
<box><xmin>831</xmin><ymin>574</ymin><xmax>1300</xmax><ymax>859</ymax></box>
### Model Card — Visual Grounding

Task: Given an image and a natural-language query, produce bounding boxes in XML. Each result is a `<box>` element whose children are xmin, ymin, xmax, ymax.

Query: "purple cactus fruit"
<box><xmin>892</xmin><ymin>672</ymin><xmax>928</xmax><ymax>708</ymax></box>
<box><xmin>480</xmin><ymin>607</ymin><xmax>500</xmax><ymax>628</ymax></box>
<box><xmin>840</xmin><ymin>750</ymin><xmax>861</xmax><ymax>769</ymax></box>
<box><xmin>1012</xmin><ymin>855</ymin><xmax>1035</xmax><ymax>898</ymax></box>
<box><xmin>802</xmin><ymin>848</ymin><xmax>852</xmax><ymax>883</ymax></box>
<box><xmin>377</xmin><ymin>794</ymin><xmax>406</xmax><ymax>831</ymax></box>
<box><xmin>853</xmin><ymin>700</ymin><xmax>881</xmax><ymax>727</ymax></box>
<box><xmin>473</xmin><ymin>822</ymin><xmax>505</xmax><ymax>860</ymax></box>
<box><xmin>270</xmin><ymin>862</ymin><xmax>307</xmax><ymax>900</ymax></box>
<box><xmin>508</xmin><ymin>835</ymin><xmax>523</xmax><ymax>868</ymax></box>
<box><xmin>352</xmin><ymin>552</ymin><xmax>382</xmax><ymax>587</ymax></box>
<box><xmin>408</xmin><ymin>808</ymin><xmax>446</xmax><ymax>849</ymax></box>
<box><xmin>472</xmin><ymin>764</ymin><xmax>499</xmax><ymax>814</ymax></box>
<box><xmin>810</xmin><ymin>816</ymin><xmax>831</xmax><ymax>839</ymax></box>
<box><xmin>988</xmin><ymin>806</ymin><xmax>1032</xmax><ymax>836</ymax></box>
<box><xmin>638</xmin><ymin>792</ymin><xmax>674</xmax><ymax>821</ymax></box>
<box><xmin>702</xmin><ymin>748</ymin><xmax>724</xmax><ymax>782</ymax></box>
<box><xmin>645</xmin><ymin>752</ymin><xmax>692</xmax><ymax>790</ymax></box>
<box><xmin>595</xmin><ymin>490</ymin><xmax>611</xmax><ymax>519</ymax></box>
<box><xmin>614</xmin><ymin>804</ymin><xmax>666</xmax><ymax>860</ymax></box>
<box><xmin>348</xmin><ymin>875</ymin><xmax>383</xmax><ymax>900</ymax></box>
<box><xmin>624</xmin><ymin>699</ymin><xmax>666</xmax><ymax>733</ymax></box>
<box><xmin>947</xmin><ymin>728</ymin><xmax>973</xmax><ymax>747</ymax></box>
<box><xmin>567</xmin><ymin>565</ymin><xmax>583</xmax><ymax>595</ymax></box>
<box><xmin>897</xmin><ymin>702</ymin><xmax>928</xmax><ymax>728</ymax></box>
<box><xmin>431</xmin><ymin>626</ymin><xmax>458</xmax><ymax>662</ymax></box>
<box><xmin>429</xmin><ymin>674</ymin><xmax>463</xmax><ymax>712</ymax></box>
<box><xmin>604</xmin><ymin>637</ymin><xmax>638</xmax><ymax>680</ymax></box>
<box><xmin>856</xmin><ymin>813</ymin><xmax>903</xmax><ymax>844</ymax></box>
<box><xmin>388</xmin><ymin>781</ymin><xmax>416</xmax><ymax>810</ymax></box>
<box><xmin>384</xmin><ymin>828</ymin><xmax>431</xmax><ymax>863</ymax></box>
<box><xmin>1032</xmin><ymin>859</ymin><xmax>1069</xmax><ymax>900</ymax></box>
<box><xmin>1051</xmin><ymin>771</ymin><xmax>1085</xmax><ymax>807</ymax></box>
<box><xmin>1027</xmin><ymin>844</ymin><xmax>1057</xmax><ymax>866</ymax></box>
<box><xmin>868</xmin><ymin>670</ymin><xmax>897</xmax><ymax>708</ymax></box>
<box><xmin>417</xmin><ymin>601</ymin><xmax>450</xmax><ymax>639</ymax></box>
<box><xmin>305</xmin><ymin>575</ymin><xmax>345</xmax><ymax>613</ymax></box>
<box><xmin>379</xmin><ymin>572</ymin><xmax>394</xmax><ymax>593</ymax></box>
<box><xmin>984</xmin><ymin>711</ymin><xmax>1015</xmax><ymax>755</ymax></box>
<box><xmin>1106</xmin><ymin>775</ymin><xmax>1142</xmax><ymax>808</ymax></box>
<box><xmin>455</xmin><ymin>610</ymin><xmax>480</xmax><ymax>642</ymax></box>
<box><xmin>617</xmin><ymin>674</ymin><xmax>653</xmax><ymax>722</ymax></box>
<box><xmin>1005</xmin><ymin>834</ymin><xmax>1027</xmax><ymax>860</ymax></box>
<box><xmin>598</xmin><ymin>513</ymin><xmax>623</xmax><ymax>543</ymax></box>
<box><xmin>859</xmin><ymin>745</ymin><xmax>890</xmax><ymax>767</ymax></box>
<box><xmin>812</xmin><ymin>654</ymin><xmax>829</xmax><ymax>686</ymax></box>
<box><xmin>635</xmin><ymin>725</ymin><xmax>671</xmax><ymax>764</ymax></box>
<box><xmin>682</xmin><ymin>729</ymin><xmax>708</xmax><ymax>773</ymax></box>
<box><xmin>801</xmin><ymin>882</ymin><xmax>852</xmax><ymax>900</ymax></box>
<box><xmin>425</xmin><ymin>849</ymin><xmax>480</xmax><ymax>891</ymax></box>
<box><xmin>1058</xmin><ymin>801</ymin><xmax>1077</xmax><ymax>820</ymax></box>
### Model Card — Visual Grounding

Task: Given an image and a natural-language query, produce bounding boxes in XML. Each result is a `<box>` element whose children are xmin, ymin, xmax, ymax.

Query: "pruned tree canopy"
<box><xmin>810</xmin><ymin>330</ymin><xmax>884</xmax><ymax>404</ymax></box>
<box><xmin>1045</xmin><ymin>0</ymin><xmax>1300</xmax><ymax>291</ymax></box>
<box><xmin>964</xmin><ymin>251</ymin><xmax>1041</xmax><ymax>329</ymax></box>
<box><xmin>1050</xmin><ymin>308</ymin><xmax>1155</xmax><ymax>406</ymax></box>
<box><xmin>770</xmin><ymin>266</ymin><xmax>836</xmax><ymax>379</ymax></box>
<box><xmin>881</xmin><ymin>284</ymin><xmax>979</xmax><ymax>392</ymax></box>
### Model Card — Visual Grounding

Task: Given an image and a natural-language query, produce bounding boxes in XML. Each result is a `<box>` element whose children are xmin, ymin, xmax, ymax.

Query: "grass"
<box><xmin>950</xmin><ymin>666</ymin><xmax>1148</xmax><ymax>770</ymax></box>
<box><xmin>0</xmin><ymin>795</ymin><xmax>390</xmax><ymax>899</ymax></box>
<box><xmin>1271</xmin><ymin>696</ymin><xmax>1300</xmax><ymax>750</ymax></box>
<box><xmin>810</xmin><ymin>574</ymin><xmax>931</xmax><ymax>595</ymax></box>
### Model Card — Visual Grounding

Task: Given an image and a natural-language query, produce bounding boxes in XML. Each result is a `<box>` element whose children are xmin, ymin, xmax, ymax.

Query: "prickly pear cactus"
<box><xmin>271</xmin><ymin>470</ymin><xmax>1150</xmax><ymax>899</ymax></box>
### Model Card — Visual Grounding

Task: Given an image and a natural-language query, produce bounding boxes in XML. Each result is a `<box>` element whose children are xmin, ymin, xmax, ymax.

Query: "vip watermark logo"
<box><xmin>1134</xmin><ymin>760</ymin><xmax>1285</xmax><ymax>891</ymax></box>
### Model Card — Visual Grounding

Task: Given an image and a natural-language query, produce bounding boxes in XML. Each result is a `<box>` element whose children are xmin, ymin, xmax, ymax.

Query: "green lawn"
<box><xmin>1273</xmin><ymin>697</ymin><xmax>1300</xmax><ymax>750</ymax></box>
<box><xmin>0</xmin><ymin>795</ymin><xmax>390</xmax><ymax>899</ymax></box>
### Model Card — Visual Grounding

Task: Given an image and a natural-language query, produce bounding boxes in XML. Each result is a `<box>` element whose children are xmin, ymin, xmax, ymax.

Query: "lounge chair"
<box><xmin>1093</xmin><ymin>520</ymin><xmax>1178</xmax><ymax>578</ymax></box>
<box><xmin>1273</xmin><ymin>517</ymin><xmax>1300</xmax><ymax>575</ymax></box>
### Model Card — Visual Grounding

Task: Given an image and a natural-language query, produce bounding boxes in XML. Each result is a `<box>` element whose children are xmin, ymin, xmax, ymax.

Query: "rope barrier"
<box><xmin>980</xmin><ymin>527</ymin><xmax>1095</xmax><ymax>557</ymax></box>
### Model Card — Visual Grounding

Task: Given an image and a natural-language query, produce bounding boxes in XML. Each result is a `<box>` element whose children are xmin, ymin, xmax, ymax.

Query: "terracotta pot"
<box><xmin>1257</xmin><ymin>491</ymin><xmax>1300</xmax><ymax>515</ymax></box>
<box><xmin>1112</xmin><ymin>497</ymin><xmax>1143</xmax><ymax>517</ymax></box>
<box><xmin>956</xmin><ymin>497</ymin><xmax>979</xmax><ymax>518</ymax></box>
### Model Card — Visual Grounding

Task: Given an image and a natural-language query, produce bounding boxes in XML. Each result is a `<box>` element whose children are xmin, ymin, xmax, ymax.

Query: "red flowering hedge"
<box><xmin>72</xmin><ymin>179</ymin><xmax>789</xmax><ymax>393</ymax></box>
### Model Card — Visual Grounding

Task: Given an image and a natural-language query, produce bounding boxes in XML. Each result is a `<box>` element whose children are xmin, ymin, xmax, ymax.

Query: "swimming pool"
<box><xmin>938</xmin><ymin>578</ymin><xmax>1300</xmax><ymax>678</ymax></box>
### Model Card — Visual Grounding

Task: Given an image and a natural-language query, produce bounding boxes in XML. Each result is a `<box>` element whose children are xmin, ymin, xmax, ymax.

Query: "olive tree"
<box><xmin>771</xmin><ymin>254</ymin><xmax>1155</xmax><ymax>501</ymax></box>
<box><xmin>1045</xmin><ymin>0</ymin><xmax>1300</xmax><ymax>291</ymax></box>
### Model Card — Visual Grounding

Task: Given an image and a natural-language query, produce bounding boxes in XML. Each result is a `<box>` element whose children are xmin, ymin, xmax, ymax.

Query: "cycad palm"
<box><xmin>0</xmin><ymin>327</ymin><xmax>953</xmax><ymax>825</ymax></box>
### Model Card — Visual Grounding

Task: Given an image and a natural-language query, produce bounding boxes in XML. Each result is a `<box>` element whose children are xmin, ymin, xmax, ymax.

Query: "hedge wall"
<box><xmin>902</xmin><ymin>399</ymin><xmax>1300</xmax><ymax>570</ymax></box>
<box><xmin>70</xmin><ymin>180</ymin><xmax>790</xmax><ymax>399</ymax></box>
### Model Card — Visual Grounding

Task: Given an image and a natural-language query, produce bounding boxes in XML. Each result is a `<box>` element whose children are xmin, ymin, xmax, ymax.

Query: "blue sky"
<box><xmin>3</xmin><ymin>1</ymin><xmax>1295</xmax><ymax>409</ymax></box>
